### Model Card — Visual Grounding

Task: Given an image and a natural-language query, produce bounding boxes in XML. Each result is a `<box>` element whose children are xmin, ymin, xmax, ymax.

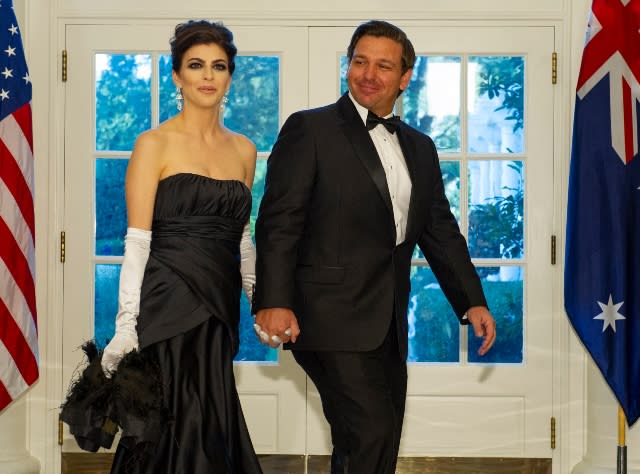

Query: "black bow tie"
<box><xmin>366</xmin><ymin>111</ymin><xmax>401</xmax><ymax>134</ymax></box>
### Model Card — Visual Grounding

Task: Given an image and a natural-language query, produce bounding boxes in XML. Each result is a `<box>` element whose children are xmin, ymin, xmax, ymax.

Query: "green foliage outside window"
<box><xmin>408</xmin><ymin>267</ymin><xmax>460</xmax><ymax>362</ymax></box>
<box><xmin>95</xmin><ymin>158</ymin><xmax>127</xmax><ymax>256</ymax></box>
<box><xmin>469</xmin><ymin>276</ymin><xmax>523</xmax><ymax>363</ymax></box>
<box><xmin>408</xmin><ymin>266</ymin><xmax>523</xmax><ymax>363</ymax></box>
<box><xmin>403</xmin><ymin>56</ymin><xmax>461</xmax><ymax>153</ymax></box>
<box><xmin>474</xmin><ymin>56</ymin><xmax>524</xmax><ymax>133</ymax></box>
<box><xmin>96</xmin><ymin>54</ymin><xmax>151</xmax><ymax>151</ymax></box>
<box><xmin>225</xmin><ymin>56</ymin><xmax>279</xmax><ymax>153</ymax></box>
<box><xmin>468</xmin><ymin>161</ymin><xmax>524</xmax><ymax>267</ymax></box>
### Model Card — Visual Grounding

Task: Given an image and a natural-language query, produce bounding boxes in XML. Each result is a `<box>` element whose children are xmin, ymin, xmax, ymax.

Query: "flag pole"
<box><xmin>617</xmin><ymin>406</ymin><xmax>627</xmax><ymax>474</ymax></box>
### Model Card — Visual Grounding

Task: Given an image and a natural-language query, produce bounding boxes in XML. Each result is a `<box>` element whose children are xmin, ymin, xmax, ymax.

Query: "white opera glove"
<box><xmin>101</xmin><ymin>227</ymin><xmax>152</xmax><ymax>377</ymax></box>
<box><xmin>239</xmin><ymin>221</ymin><xmax>256</xmax><ymax>305</ymax></box>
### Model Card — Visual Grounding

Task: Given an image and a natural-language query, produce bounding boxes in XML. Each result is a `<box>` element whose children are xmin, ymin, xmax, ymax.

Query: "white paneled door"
<box><xmin>63</xmin><ymin>21</ymin><xmax>555</xmax><ymax>460</ymax></box>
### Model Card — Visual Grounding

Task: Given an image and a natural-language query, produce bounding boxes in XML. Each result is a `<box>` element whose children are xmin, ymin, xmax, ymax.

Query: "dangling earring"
<box><xmin>175</xmin><ymin>87</ymin><xmax>183</xmax><ymax>111</ymax></box>
<box><xmin>220</xmin><ymin>95</ymin><xmax>228</xmax><ymax>111</ymax></box>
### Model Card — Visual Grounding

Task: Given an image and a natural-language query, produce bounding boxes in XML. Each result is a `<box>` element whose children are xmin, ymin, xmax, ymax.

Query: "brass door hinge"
<box><xmin>551</xmin><ymin>52</ymin><xmax>557</xmax><ymax>85</ymax></box>
<box><xmin>551</xmin><ymin>235</ymin><xmax>556</xmax><ymax>265</ymax></box>
<box><xmin>60</xmin><ymin>231</ymin><xmax>66</xmax><ymax>263</ymax></box>
<box><xmin>61</xmin><ymin>49</ymin><xmax>68</xmax><ymax>82</ymax></box>
<box><xmin>550</xmin><ymin>416</ymin><xmax>556</xmax><ymax>449</ymax></box>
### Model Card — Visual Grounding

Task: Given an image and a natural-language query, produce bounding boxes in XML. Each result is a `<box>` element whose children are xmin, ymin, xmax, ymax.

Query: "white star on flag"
<box><xmin>4</xmin><ymin>45</ymin><xmax>15</xmax><ymax>56</ymax></box>
<box><xmin>22</xmin><ymin>72</ymin><xmax>29</xmax><ymax>83</ymax></box>
<box><xmin>0</xmin><ymin>88</ymin><xmax>8</xmax><ymax>100</ymax></box>
<box><xmin>593</xmin><ymin>294</ymin><xmax>626</xmax><ymax>332</ymax></box>
<box><xmin>1</xmin><ymin>66</ymin><xmax>12</xmax><ymax>78</ymax></box>
<box><xmin>8</xmin><ymin>24</ymin><xmax>17</xmax><ymax>35</ymax></box>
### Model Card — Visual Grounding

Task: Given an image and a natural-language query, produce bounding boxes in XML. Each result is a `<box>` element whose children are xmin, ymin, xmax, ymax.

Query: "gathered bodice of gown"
<box><xmin>136</xmin><ymin>173</ymin><xmax>251</xmax><ymax>354</ymax></box>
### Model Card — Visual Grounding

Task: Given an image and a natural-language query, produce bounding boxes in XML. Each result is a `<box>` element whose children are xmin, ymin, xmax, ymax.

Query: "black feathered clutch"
<box><xmin>59</xmin><ymin>341</ymin><xmax>171</xmax><ymax>457</ymax></box>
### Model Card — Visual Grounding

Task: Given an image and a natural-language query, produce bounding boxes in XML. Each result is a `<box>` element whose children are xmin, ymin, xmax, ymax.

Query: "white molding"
<box><xmin>554</xmin><ymin>1</ymin><xmax>586</xmax><ymax>473</ymax></box>
<box><xmin>43</xmin><ymin>10</ymin><xmax>67</xmax><ymax>474</ymax></box>
<box><xmin>564</xmin><ymin>0</ymin><xmax>590</xmax><ymax>469</ymax></box>
<box><xmin>54</xmin><ymin>11</ymin><xmax>569</xmax><ymax>22</ymax></box>
<box><xmin>22</xmin><ymin>0</ymin><xmax>66</xmax><ymax>472</ymax></box>
<box><xmin>56</xmin><ymin>0</ymin><xmax>568</xmax><ymax>21</ymax></box>
<box><xmin>55</xmin><ymin>17</ymin><xmax>566</xmax><ymax>27</ymax></box>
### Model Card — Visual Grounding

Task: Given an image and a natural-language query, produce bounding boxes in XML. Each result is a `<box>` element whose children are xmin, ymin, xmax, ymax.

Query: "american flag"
<box><xmin>565</xmin><ymin>0</ymin><xmax>640</xmax><ymax>426</ymax></box>
<box><xmin>0</xmin><ymin>0</ymin><xmax>38</xmax><ymax>412</ymax></box>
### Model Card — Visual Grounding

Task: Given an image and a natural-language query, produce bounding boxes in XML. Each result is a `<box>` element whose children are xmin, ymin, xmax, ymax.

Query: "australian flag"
<box><xmin>565</xmin><ymin>0</ymin><xmax>640</xmax><ymax>427</ymax></box>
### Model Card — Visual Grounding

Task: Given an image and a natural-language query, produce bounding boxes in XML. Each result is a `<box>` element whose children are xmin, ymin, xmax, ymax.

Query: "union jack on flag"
<box><xmin>565</xmin><ymin>0</ymin><xmax>640</xmax><ymax>426</ymax></box>
<box><xmin>0</xmin><ymin>0</ymin><xmax>38</xmax><ymax>412</ymax></box>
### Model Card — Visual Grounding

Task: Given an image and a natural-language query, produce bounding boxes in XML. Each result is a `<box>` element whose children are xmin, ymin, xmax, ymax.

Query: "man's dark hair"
<box><xmin>346</xmin><ymin>20</ymin><xmax>416</xmax><ymax>74</ymax></box>
<box><xmin>170</xmin><ymin>20</ymin><xmax>237</xmax><ymax>75</ymax></box>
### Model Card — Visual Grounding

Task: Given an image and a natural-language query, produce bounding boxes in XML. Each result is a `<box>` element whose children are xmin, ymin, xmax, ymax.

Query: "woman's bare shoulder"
<box><xmin>134</xmin><ymin>127</ymin><xmax>168</xmax><ymax>152</ymax></box>
<box><xmin>131</xmin><ymin>120</ymin><xmax>182</xmax><ymax>162</ymax></box>
<box><xmin>228</xmin><ymin>131</ymin><xmax>256</xmax><ymax>160</ymax></box>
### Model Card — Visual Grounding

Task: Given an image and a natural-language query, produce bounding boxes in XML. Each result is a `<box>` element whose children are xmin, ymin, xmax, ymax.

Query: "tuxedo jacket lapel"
<box><xmin>336</xmin><ymin>95</ymin><xmax>394</xmax><ymax>217</ymax></box>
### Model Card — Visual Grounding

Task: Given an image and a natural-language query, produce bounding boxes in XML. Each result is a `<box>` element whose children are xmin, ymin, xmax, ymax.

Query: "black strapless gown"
<box><xmin>63</xmin><ymin>173</ymin><xmax>262</xmax><ymax>474</ymax></box>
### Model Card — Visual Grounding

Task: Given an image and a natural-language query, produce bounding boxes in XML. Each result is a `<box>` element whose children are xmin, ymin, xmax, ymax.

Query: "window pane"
<box><xmin>95</xmin><ymin>264</ymin><xmax>120</xmax><ymax>349</ymax></box>
<box><xmin>439</xmin><ymin>160</ymin><xmax>461</xmax><ymax>222</ymax></box>
<box><xmin>159</xmin><ymin>54</ymin><xmax>178</xmax><ymax>124</ymax></box>
<box><xmin>468</xmin><ymin>266</ymin><xmax>523</xmax><ymax>363</ymax></box>
<box><xmin>249</xmin><ymin>159</ymin><xmax>267</xmax><ymax>233</ymax></box>
<box><xmin>467</xmin><ymin>56</ymin><xmax>524</xmax><ymax>154</ymax></box>
<box><xmin>96</xmin><ymin>54</ymin><xmax>151</xmax><ymax>151</ymax></box>
<box><xmin>468</xmin><ymin>160</ymin><xmax>524</xmax><ymax>259</ymax></box>
<box><xmin>408</xmin><ymin>266</ymin><xmax>459</xmax><ymax>362</ymax></box>
<box><xmin>95</xmin><ymin>158</ymin><xmax>127</xmax><ymax>256</ymax></box>
<box><xmin>340</xmin><ymin>56</ymin><xmax>348</xmax><ymax>95</ymax></box>
<box><xmin>412</xmin><ymin>160</ymin><xmax>460</xmax><ymax>259</ymax></box>
<box><xmin>224</xmin><ymin>56</ymin><xmax>280</xmax><ymax>153</ymax></box>
<box><xmin>404</xmin><ymin>56</ymin><xmax>461</xmax><ymax>153</ymax></box>
<box><xmin>235</xmin><ymin>160</ymin><xmax>277</xmax><ymax>362</ymax></box>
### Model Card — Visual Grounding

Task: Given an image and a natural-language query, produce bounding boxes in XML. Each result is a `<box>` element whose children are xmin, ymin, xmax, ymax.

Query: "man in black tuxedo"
<box><xmin>253</xmin><ymin>20</ymin><xmax>496</xmax><ymax>473</ymax></box>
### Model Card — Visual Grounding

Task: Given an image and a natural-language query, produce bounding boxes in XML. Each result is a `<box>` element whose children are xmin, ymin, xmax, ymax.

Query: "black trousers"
<box><xmin>292</xmin><ymin>322</ymin><xmax>407</xmax><ymax>474</ymax></box>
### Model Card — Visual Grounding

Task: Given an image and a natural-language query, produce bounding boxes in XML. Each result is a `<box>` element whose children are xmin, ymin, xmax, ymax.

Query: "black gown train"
<box><xmin>61</xmin><ymin>173</ymin><xmax>263</xmax><ymax>474</ymax></box>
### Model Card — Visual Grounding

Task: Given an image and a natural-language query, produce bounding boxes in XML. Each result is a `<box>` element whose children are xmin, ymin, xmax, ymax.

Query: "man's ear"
<box><xmin>399</xmin><ymin>67</ymin><xmax>413</xmax><ymax>92</ymax></box>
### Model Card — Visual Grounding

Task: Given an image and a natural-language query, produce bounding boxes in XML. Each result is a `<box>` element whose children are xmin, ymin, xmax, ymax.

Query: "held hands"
<box><xmin>466</xmin><ymin>306</ymin><xmax>497</xmax><ymax>356</ymax></box>
<box><xmin>254</xmin><ymin>308</ymin><xmax>301</xmax><ymax>348</ymax></box>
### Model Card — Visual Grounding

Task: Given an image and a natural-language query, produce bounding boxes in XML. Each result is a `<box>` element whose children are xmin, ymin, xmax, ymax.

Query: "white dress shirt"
<box><xmin>349</xmin><ymin>93</ymin><xmax>412</xmax><ymax>245</ymax></box>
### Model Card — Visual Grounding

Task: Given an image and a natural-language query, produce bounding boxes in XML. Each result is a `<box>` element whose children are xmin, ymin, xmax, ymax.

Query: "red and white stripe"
<box><xmin>0</xmin><ymin>102</ymin><xmax>38</xmax><ymax>411</ymax></box>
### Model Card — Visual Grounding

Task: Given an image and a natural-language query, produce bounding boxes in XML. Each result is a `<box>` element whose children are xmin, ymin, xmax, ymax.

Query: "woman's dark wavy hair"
<box><xmin>170</xmin><ymin>20</ymin><xmax>237</xmax><ymax>75</ymax></box>
<box><xmin>346</xmin><ymin>20</ymin><xmax>416</xmax><ymax>74</ymax></box>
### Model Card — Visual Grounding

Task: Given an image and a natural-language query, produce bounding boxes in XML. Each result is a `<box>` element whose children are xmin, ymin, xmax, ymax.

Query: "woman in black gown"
<box><xmin>62</xmin><ymin>20</ymin><xmax>263</xmax><ymax>473</ymax></box>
